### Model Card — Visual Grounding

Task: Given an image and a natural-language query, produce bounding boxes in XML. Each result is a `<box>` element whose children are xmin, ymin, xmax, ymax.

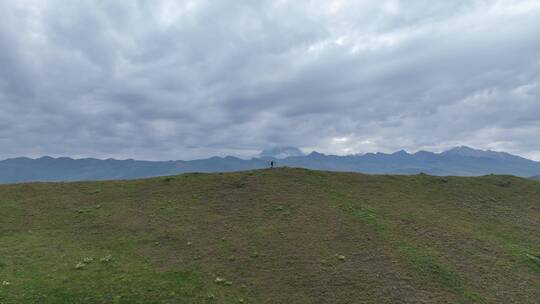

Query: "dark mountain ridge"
<box><xmin>1</xmin><ymin>146</ymin><xmax>540</xmax><ymax>183</ymax></box>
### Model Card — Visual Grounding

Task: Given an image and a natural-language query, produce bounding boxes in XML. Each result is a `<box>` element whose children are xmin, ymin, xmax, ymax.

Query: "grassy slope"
<box><xmin>0</xmin><ymin>168</ymin><xmax>539</xmax><ymax>304</ymax></box>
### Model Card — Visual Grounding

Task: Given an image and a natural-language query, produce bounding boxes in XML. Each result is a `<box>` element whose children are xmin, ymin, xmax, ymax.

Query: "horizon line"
<box><xmin>0</xmin><ymin>145</ymin><xmax>535</xmax><ymax>163</ymax></box>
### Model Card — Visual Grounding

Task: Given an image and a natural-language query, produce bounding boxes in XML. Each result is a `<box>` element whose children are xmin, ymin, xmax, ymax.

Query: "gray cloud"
<box><xmin>1</xmin><ymin>0</ymin><xmax>540</xmax><ymax>160</ymax></box>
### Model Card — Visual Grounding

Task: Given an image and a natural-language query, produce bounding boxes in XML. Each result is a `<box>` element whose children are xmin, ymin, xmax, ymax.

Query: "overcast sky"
<box><xmin>1</xmin><ymin>0</ymin><xmax>540</xmax><ymax>160</ymax></box>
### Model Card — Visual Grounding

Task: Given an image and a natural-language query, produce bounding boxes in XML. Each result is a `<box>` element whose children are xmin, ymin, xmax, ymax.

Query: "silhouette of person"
<box><xmin>270</xmin><ymin>160</ymin><xmax>274</xmax><ymax>168</ymax></box>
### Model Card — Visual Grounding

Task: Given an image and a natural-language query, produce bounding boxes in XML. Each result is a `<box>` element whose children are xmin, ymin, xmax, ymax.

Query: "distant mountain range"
<box><xmin>1</xmin><ymin>146</ymin><xmax>540</xmax><ymax>183</ymax></box>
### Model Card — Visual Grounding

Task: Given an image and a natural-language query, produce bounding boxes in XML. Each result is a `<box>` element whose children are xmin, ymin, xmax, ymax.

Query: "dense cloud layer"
<box><xmin>1</xmin><ymin>0</ymin><xmax>539</xmax><ymax>160</ymax></box>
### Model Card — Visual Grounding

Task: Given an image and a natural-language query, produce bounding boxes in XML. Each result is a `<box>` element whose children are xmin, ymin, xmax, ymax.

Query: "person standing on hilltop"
<box><xmin>270</xmin><ymin>160</ymin><xmax>274</xmax><ymax>168</ymax></box>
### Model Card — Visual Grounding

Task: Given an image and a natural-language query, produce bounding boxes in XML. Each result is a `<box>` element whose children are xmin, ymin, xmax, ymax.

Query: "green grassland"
<box><xmin>1</xmin><ymin>168</ymin><xmax>539</xmax><ymax>303</ymax></box>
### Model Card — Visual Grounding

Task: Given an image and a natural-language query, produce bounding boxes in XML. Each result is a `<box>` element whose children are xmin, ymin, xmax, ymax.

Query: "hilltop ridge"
<box><xmin>0</xmin><ymin>168</ymin><xmax>538</xmax><ymax>303</ymax></box>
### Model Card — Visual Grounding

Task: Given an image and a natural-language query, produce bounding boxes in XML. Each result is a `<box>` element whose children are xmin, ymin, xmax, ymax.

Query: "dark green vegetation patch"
<box><xmin>1</xmin><ymin>169</ymin><xmax>539</xmax><ymax>303</ymax></box>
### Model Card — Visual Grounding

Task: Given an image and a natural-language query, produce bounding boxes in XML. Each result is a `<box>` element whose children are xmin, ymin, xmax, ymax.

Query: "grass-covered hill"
<box><xmin>1</xmin><ymin>168</ymin><xmax>539</xmax><ymax>303</ymax></box>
